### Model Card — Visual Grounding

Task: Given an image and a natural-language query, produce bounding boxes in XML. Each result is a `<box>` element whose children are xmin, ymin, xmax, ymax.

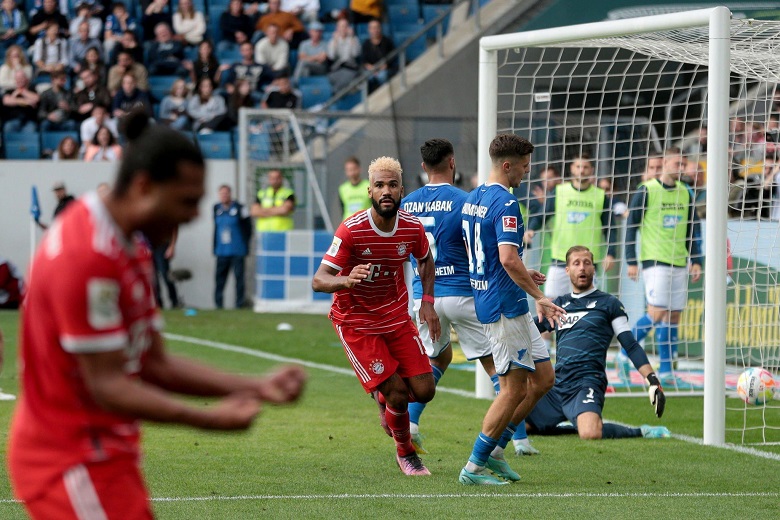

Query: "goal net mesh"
<box><xmin>497</xmin><ymin>17</ymin><xmax>780</xmax><ymax>444</ymax></box>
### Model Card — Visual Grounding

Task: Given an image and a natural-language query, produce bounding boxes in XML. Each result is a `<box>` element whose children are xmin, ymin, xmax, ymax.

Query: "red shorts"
<box><xmin>20</xmin><ymin>457</ymin><xmax>153</xmax><ymax>520</ymax></box>
<box><xmin>333</xmin><ymin>318</ymin><xmax>432</xmax><ymax>392</ymax></box>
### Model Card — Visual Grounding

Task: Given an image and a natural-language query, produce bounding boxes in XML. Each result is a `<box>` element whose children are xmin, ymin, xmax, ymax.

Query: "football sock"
<box><xmin>511</xmin><ymin>420</ymin><xmax>528</xmax><ymax>441</ymax></box>
<box><xmin>669</xmin><ymin>323</ymin><xmax>679</xmax><ymax>369</ymax></box>
<box><xmin>466</xmin><ymin>433</ymin><xmax>499</xmax><ymax>471</ymax></box>
<box><xmin>656</xmin><ymin>322</ymin><xmax>673</xmax><ymax>375</ymax></box>
<box><xmin>490</xmin><ymin>373</ymin><xmax>500</xmax><ymax>395</ymax></box>
<box><xmin>631</xmin><ymin>313</ymin><xmax>655</xmax><ymax>344</ymax></box>
<box><xmin>408</xmin><ymin>365</ymin><xmax>444</xmax><ymax>426</ymax></box>
<box><xmin>385</xmin><ymin>404</ymin><xmax>415</xmax><ymax>457</ymax></box>
<box><xmin>602</xmin><ymin>423</ymin><xmax>642</xmax><ymax>439</ymax></box>
<box><xmin>496</xmin><ymin>421</ymin><xmax>517</xmax><ymax>450</ymax></box>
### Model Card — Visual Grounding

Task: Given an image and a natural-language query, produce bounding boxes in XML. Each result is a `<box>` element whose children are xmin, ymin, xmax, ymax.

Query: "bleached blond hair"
<box><xmin>368</xmin><ymin>156</ymin><xmax>403</xmax><ymax>183</ymax></box>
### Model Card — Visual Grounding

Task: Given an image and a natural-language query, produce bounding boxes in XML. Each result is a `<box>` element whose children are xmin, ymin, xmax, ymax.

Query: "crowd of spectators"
<box><xmin>0</xmin><ymin>0</ymin><xmax>445</xmax><ymax>159</ymax></box>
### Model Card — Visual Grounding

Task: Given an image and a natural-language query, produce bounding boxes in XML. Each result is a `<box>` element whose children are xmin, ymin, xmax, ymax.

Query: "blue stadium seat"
<box><xmin>422</xmin><ymin>4</ymin><xmax>450</xmax><ymax>40</ymax></box>
<box><xmin>335</xmin><ymin>90</ymin><xmax>363</xmax><ymax>111</ymax></box>
<box><xmin>388</xmin><ymin>4</ymin><xmax>420</xmax><ymax>26</ymax></box>
<box><xmin>395</xmin><ymin>30</ymin><xmax>428</xmax><ymax>62</ymax></box>
<box><xmin>319</xmin><ymin>0</ymin><xmax>343</xmax><ymax>18</ymax></box>
<box><xmin>246</xmin><ymin>131</ymin><xmax>272</xmax><ymax>161</ymax></box>
<box><xmin>217</xmin><ymin>46</ymin><xmax>241</xmax><ymax>64</ymax></box>
<box><xmin>41</xmin><ymin>131</ymin><xmax>79</xmax><ymax>155</ymax></box>
<box><xmin>197</xmin><ymin>131</ymin><xmax>233</xmax><ymax>159</ymax></box>
<box><xmin>4</xmin><ymin>132</ymin><xmax>41</xmax><ymax>159</ymax></box>
<box><xmin>147</xmin><ymin>75</ymin><xmax>179</xmax><ymax>103</ymax></box>
<box><xmin>209</xmin><ymin>6</ymin><xmax>227</xmax><ymax>42</ymax></box>
<box><xmin>385</xmin><ymin>0</ymin><xmax>418</xmax><ymax>5</ymax></box>
<box><xmin>298</xmin><ymin>83</ymin><xmax>332</xmax><ymax>109</ymax></box>
<box><xmin>297</xmin><ymin>75</ymin><xmax>331</xmax><ymax>90</ymax></box>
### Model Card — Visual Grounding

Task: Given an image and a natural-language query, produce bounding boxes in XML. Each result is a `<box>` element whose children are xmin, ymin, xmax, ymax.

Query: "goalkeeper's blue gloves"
<box><xmin>647</xmin><ymin>373</ymin><xmax>665</xmax><ymax>418</ymax></box>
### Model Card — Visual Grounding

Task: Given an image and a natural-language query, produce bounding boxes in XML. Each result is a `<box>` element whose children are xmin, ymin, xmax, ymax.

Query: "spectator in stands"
<box><xmin>350</xmin><ymin>0</ymin><xmax>383</xmax><ymax>24</ymax></box>
<box><xmin>104</xmin><ymin>2</ymin><xmax>137</xmax><ymax>62</ymax></box>
<box><xmin>77</xmin><ymin>46</ymin><xmax>106</xmax><ymax>87</ymax></box>
<box><xmin>84</xmin><ymin>125</ymin><xmax>123</xmax><ymax>161</ymax></box>
<box><xmin>27</xmin><ymin>0</ymin><xmax>68</xmax><ymax>43</ymax></box>
<box><xmin>108</xmin><ymin>30</ymin><xmax>143</xmax><ymax>66</ymax></box>
<box><xmin>0</xmin><ymin>45</ymin><xmax>32</xmax><ymax>93</ymax></box>
<box><xmin>173</xmin><ymin>0</ymin><xmax>206</xmax><ymax>46</ymax></box>
<box><xmin>159</xmin><ymin>77</ymin><xmax>190</xmax><ymax>130</ymax></box>
<box><xmin>281</xmin><ymin>0</ymin><xmax>320</xmax><ymax>25</ymax></box>
<box><xmin>38</xmin><ymin>69</ymin><xmax>75</xmax><ymax>131</ymax></box>
<box><xmin>227</xmin><ymin>77</ymin><xmax>257</xmax><ymax>126</ymax></box>
<box><xmin>327</xmin><ymin>17</ymin><xmax>360</xmax><ymax>93</ymax></box>
<box><xmin>187</xmin><ymin>76</ymin><xmax>230</xmax><ymax>133</ymax></box>
<box><xmin>361</xmin><ymin>19</ymin><xmax>395</xmax><ymax>93</ymax></box>
<box><xmin>262</xmin><ymin>74</ymin><xmax>299</xmax><ymax>109</ymax></box>
<box><xmin>293</xmin><ymin>21</ymin><xmax>328</xmax><ymax>83</ymax></box>
<box><xmin>32</xmin><ymin>23</ymin><xmax>68</xmax><ymax>77</ymax></box>
<box><xmin>68</xmin><ymin>2</ymin><xmax>102</xmax><ymax>41</ymax></box>
<box><xmin>0</xmin><ymin>0</ymin><xmax>29</xmax><ymax>54</ymax></box>
<box><xmin>80</xmin><ymin>103</ymin><xmax>118</xmax><ymax>145</ymax></box>
<box><xmin>2</xmin><ymin>70</ymin><xmax>39</xmax><ymax>133</ymax></box>
<box><xmin>224</xmin><ymin>40</ymin><xmax>273</xmax><ymax>94</ymax></box>
<box><xmin>74</xmin><ymin>68</ymin><xmax>112</xmax><ymax>121</ymax></box>
<box><xmin>112</xmin><ymin>72</ymin><xmax>152</xmax><ymax>120</ymax></box>
<box><xmin>141</xmin><ymin>0</ymin><xmax>172</xmax><ymax>42</ymax></box>
<box><xmin>52</xmin><ymin>134</ymin><xmax>80</xmax><ymax>160</ymax></box>
<box><xmin>107</xmin><ymin>50</ymin><xmax>149</xmax><ymax>94</ymax></box>
<box><xmin>69</xmin><ymin>20</ymin><xmax>103</xmax><ymax>74</ymax></box>
<box><xmin>256</xmin><ymin>0</ymin><xmax>306</xmax><ymax>49</ymax></box>
<box><xmin>185</xmin><ymin>39</ymin><xmax>229</xmax><ymax>86</ymax></box>
<box><xmin>218</xmin><ymin>0</ymin><xmax>255</xmax><ymax>54</ymax></box>
<box><xmin>147</xmin><ymin>22</ymin><xmax>188</xmax><ymax>77</ymax></box>
<box><xmin>254</xmin><ymin>23</ymin><xmax>290</xmax><ymax>76</ymax></box>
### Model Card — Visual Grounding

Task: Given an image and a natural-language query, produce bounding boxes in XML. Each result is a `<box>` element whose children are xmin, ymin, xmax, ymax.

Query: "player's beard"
<box><xmin>572</xmin><ymin>271</ymin><xmax>595</xmax><ymax>292</ymax></box>
<box><xmin>372</xmin><ymin>195</ymin><xmax>400</xmax><ymax>219</ymax></box>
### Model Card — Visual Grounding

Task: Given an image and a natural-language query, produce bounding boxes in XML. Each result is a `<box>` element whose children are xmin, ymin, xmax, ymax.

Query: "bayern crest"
<box><xmin>369</xmin><ymin>359</ymin><xmax>385</xmax><ymax>375</ymax></box>
<box><xmin>397</xmin><ymin>243</ymin><xmax>407</xmax><ymax>256</ymax></box>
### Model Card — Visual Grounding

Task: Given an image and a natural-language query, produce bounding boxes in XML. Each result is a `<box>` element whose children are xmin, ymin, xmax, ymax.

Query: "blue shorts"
<box><xmin>526</xmin><ymin>381</ymin><xmax>606</xmax><ymax>433</ymax></box>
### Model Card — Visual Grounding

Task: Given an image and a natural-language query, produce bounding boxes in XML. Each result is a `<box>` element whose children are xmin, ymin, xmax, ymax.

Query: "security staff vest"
<box><xmin>256</xmin><ymin>186</ymin><xmax>294</xmax><ymax>231</ymax></box>
<box><xmin>339</xmin><ymin>179</ymin><xmax>371</xmax><ymax>221</ymax></box>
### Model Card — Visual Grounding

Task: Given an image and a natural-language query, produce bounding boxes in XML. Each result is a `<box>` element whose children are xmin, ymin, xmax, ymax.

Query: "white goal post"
<box><xmin>478</xmin><ymin>7</ymin><xmax>731</xmax><ymax>445</ymax></box>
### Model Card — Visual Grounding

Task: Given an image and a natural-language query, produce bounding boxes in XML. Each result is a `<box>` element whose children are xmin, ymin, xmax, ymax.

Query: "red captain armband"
<box><xmin>422</xmin><ymin>294</ymin><xmax>435</xmax><ymax>304</ymax></box>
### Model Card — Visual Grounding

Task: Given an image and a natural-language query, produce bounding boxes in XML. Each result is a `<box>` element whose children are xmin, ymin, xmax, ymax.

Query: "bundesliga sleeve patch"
<box><xmin>327</xmin><ymin>236</ymin><xmax>342</xmax><ymax>257</ymax></box>
<box><xmin>87</xmin><ymin>278</ymin><xmax>122</xmax><ymax>330</ymax></box>
<box><xmin>502</xmin><ymin>216</ymin><xmax>518</xmax><ymax>232</ymax></box>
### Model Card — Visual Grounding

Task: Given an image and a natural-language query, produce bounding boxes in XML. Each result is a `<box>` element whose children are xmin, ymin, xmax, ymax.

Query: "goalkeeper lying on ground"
<box><xmin>525</xmin><ymin>245</ymin><xmax>670</xmax><ymax>440</ymax></box>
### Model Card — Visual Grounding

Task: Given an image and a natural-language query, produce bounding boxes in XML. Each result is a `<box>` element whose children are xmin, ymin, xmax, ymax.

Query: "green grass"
<box><xmin>0</xmin><ymin>309</ymin><xmax>778</xmax><ymax>519</ymax></box>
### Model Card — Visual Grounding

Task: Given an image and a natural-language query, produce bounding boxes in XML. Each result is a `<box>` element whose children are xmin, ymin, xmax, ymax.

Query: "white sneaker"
<box><xmin>514</xmin><ymin>440</ymin><xmax>540</xmax><ymax>456</ymax></box>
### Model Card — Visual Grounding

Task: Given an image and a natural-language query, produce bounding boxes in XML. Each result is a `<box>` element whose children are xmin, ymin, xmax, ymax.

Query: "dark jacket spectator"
<box><xmin>218</xmin><ymin>0</ymin><xmax>255</xmax><ymax>49</ymax></box>
<box><xmin>361</xmin><ymin>19</ymin><xmax>395</xmax><ymax>92</ymax></box>
<box><xmin>2</xmin><ymin>69</ymin><xmax>39</xmax><ymax>133</ymax></box>
<box><xmin>0</xmin><ymin>0</ymin><xmax>29</xmax><ymax>51</ymax></box>
<box><xmin>140</xmin><ymin>0</ymin><xmax>172</xmax><ymax>41</ymax></box>
<box><xmin>73</xmin><ymin>68</ymin><xmax>112</xmax><ymax>121</ymax></box>
<box><xmin>38</xmin><ymin>69</ymin><xmax>75</xmax><ymax>131</ymax></box>
<box><xmin>223</xmin><ymin>40</ymin><xmax>273</xmax><ymax>93</ymax></box>
<box><xmin>27</xmin><ymin>0</ymin><xmax>68</xmax><ymax>43</ymax></box>
<box><xmin>147</xmin><ymin>22</ymin><xmax>188</xmax><ymax>76</ymax></box>
<box><xmin>112</xmin><ymin>73</ymin><xmax>152</xmax><ymax>119</ymax></box>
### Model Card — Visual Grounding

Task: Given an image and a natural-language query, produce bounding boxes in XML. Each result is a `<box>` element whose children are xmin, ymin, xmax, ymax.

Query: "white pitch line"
<box><xmin>1</xmin><ymin>491</ymin><xmax>777</xmax><ymax>506</ymax></box>
<box><xmin>164</xmin><ymin>333</ymin><xmax>780</xmax><ymax>461</ymax></box>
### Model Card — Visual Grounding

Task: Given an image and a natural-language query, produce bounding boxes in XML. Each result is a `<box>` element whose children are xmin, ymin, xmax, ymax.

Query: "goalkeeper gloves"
<box><xmin>647</xmin><ymin>373</ymin><xmax>665</xmax><ymax>418</ymax></box>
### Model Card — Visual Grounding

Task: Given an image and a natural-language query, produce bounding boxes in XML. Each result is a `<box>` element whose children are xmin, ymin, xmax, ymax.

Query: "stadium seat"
<box><xmin>395</xmin><ymin>31</ymin><xmax>428</xmax><ymax>62</ymax></box>
<box><xmin>246</xmin><ymin>131</ymin><xmax>272</xmax><ymax>161</ymax></box>
<box><xmin>298</xmin><ymin>83</ymin><xmax>332</xmax><ymax>109</ymax></box>
<box><xmin>217</xmin><ymin>46</ymin><xmax>241</xmax><ymax>64</ymax></box>
<box><xmin>147</xmin><ymin>75</ymin><xmax>179</xmax><ymax>103</ymax></box>
<box><xmin>386</xmin><ymin>0</ymin><xmax>418</xmax><ymax>5</ymax></box>
<box><xmin>4</xmin><ymin>132</ymin><xmax>41</xmax><ymax>159</ymax></box>
<box><xmin>41</xmin><ymin>131</ymin><xmax>79</xmax><ymax>155</ymax></box>
<box><xmin>388</xmin><ymin>5</ymin><xmax>420</xmax><ymax>26</ymax></box>
<box><xmin>422</xmin><ymin>4</ymin><xmax>450</xmax><ymax>40</ymax></box>
<box><xmin>297</xmin><ymin>75</ymin><xmax>331</xmax><ymax>91</ymax></box>
<box><xmin>197</xmin><ymin>131</ymin><xmax>233</xmax><ymax>159</ymax></box>
<box><xmin>209</xmin><ymin>6</ymin><xmax>227</xmax><ymax>43</ymax></box>
<box><xmin>335</xmin><ymin>90</ymin><xmax>363</xmax><ymax>111</ymax></box>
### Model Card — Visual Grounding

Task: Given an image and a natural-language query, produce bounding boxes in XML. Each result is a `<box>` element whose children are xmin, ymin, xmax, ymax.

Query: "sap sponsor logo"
<box><xmin>662</xmin><ymin>215</ymin><xmax>683</xmax><ymax>228</ymax></box>
<box><xmin>558</xmin><ymin>311</ymin><xmax>588</xmax><ymax>330</ymax></box>
<box><xmin>566</xmin><ymin>211</ymin><xmax>589</xmax><ymax>224</ymax></box>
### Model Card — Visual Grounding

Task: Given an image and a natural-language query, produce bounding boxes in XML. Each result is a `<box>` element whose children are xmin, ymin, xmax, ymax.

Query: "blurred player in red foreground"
<box><xmin>8</xmin><ymin>110</ymin><xmax>306</xmax><ymax>519</ymax></box>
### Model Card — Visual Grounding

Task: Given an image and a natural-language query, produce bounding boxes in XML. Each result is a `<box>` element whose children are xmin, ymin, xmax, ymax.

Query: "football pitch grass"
<box><xmin>0</xmin><ymin>309</ymin><xmax>778</xmax><ymax>519</ymax></box>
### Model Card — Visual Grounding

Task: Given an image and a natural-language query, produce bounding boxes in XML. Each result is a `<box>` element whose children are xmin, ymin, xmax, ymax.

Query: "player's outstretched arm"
<box><xmin>637</xmin><ymin>365</ymin><xmax>665</xmax><ymax>418</ymax></box>
<box><xmin>415</xmin><ymin>252</ymin><xmax>440</xmax><ymax>343</ymax></box>
<box><xmin>77</xmin><ymin>348</ymin><xmax>263</xmax><ymax>430</ymax></box>
<box><xmin>312</xmin><ymin>263</ymin><xmax>370</xmax><ymax>293</ymax></box>
<box><xmin>498</xmin><ymin>244</ymin><xmax>565</xmax><ymax>327</ymax></box>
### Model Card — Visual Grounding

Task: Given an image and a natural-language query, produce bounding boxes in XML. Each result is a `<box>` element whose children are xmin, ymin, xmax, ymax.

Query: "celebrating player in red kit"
<box><xmin>313</xmin><ymin>156</ymin><xmax>440</xmax><ymax>476</ymax></box>
<box><xmin>8</xmin><ymin>111</ymin><xmax>306</xmax><ymax>519</ymax></box>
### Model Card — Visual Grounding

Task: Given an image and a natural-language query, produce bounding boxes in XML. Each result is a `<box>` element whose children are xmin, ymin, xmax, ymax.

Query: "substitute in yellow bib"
<box><xmin>338</xmin><ymin>156</ymin><xmax>371</xmax><ymax>221</ymax></box>
<box><xmin>252</xmin><ymin>169</ymin><xmax>296</xmax><ymax>231</ymax></box>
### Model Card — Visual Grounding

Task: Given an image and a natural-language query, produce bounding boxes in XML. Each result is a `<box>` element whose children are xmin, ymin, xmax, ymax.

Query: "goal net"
<box><xmin>480</xmin><ymin>7</ymin><xmax>780</xmax><ymax>445</ymax></box>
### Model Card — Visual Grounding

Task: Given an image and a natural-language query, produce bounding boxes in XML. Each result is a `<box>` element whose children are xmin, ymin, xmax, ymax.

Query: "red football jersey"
<box><xmin>321</xmin><ymin>209</ymin><xmax>429</xmax><ymax>333</ymax></box>
<box><xmin>9</xmin><ymin>193</ymin><xmax>161</xmax><ymax>501</ymax></box>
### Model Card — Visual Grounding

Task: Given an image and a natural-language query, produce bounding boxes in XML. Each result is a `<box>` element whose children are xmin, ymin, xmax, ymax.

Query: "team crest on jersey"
<box><xmin>327</xmin><ymin>237</ymin><xmax>342</xmax><ymax>257</ymax></box>
<box><xmin>397</xmin><ymin>243</ymin><xmax>407</xmax><ymax>256</ymax></box>
<box><xmin>369</xmin><ymin>359</ymin><xmax>385</xmax><ymax>375</ymax></box>
<box><xmin>502</xmin><ymin>216</ymin><xmax>517</xmax><ymax>232</ymax></box>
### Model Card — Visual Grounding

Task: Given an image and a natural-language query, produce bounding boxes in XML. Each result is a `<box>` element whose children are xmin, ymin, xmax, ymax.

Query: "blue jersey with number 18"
<box><xmin>402</xmin><ymin>183</ymin><xmax>472</xmax><ymax>299</ymax></box>
<box><xmin>462</xmin><ymin>183</ymin><xmax>529</xmax><ymax>324</ymax></box>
